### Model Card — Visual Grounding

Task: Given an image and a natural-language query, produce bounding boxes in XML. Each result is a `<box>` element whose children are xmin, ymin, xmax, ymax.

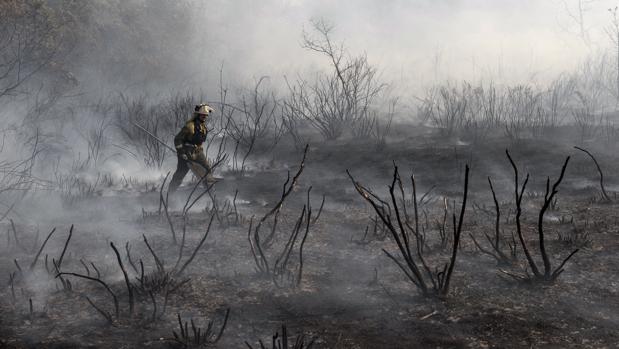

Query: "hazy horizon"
<box><xmin>181</xmin><ymin>0</ymin><xmax>619</xmax><ymax>93</ymax></box>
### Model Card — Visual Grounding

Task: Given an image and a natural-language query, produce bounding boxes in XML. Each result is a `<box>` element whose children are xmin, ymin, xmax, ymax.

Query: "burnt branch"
<box><xmin>348</xmin><ymin>163</ymin><xmax>470</xmax><ymax>298</ymax></box>
<box><xmin>158</xmin><ymin>172</ymin><xmax>171</xmax><ymax>215</ymax></box>
<box><xmin>175</xmin><ymin>214</ymin><xmax>215</xmax><ymax>276</ymax></box>
<box><xmin>143</xmin><ymin>234</ymin><xmax>165</xmax><ymax>273</ymax></box>
<box><xmin>296</xmin><ymin>188</ymin><xmax>314</xmax><ymax>287</ymax></box>
<box><xmin>348</xmin><ymin>166</ymin><xmax>428</xmax><ymax>295</ymax></box>
<box><xmin>56</xmin><ymin>272</ymin><xmax>119</xmax><ymax>319</ymax></box>
<box><xmin>470</xmin><ymin>177</ymin><xmax>515</xmax><ymax>265</ymax></box>
<box><xmin>56</xmin><ymin>225</ymin><xmax>74</xmax><ymax>271</ymax></box>
<box><xmin>574</xmin><ymin>146</ymin><xmax>610</xmax><ymax>201</ymax></box>
<box><xmin>9</xmin><ymin>219</ymin><xmax>26</xmax><ymax>252</ymax></box>
<box><xmin>173</xmin><ymin>308</ymin><xmax>230</xmax><ymax>346</ymax></box>
<box><xmin>245</xmin><ymin>324</ymin><xmax>315</xmax><ymax>349</ymax></box>
<box><xmin>249</xmin><ymin>145</ymin><xmax>308</xmax><ymax>275</ymax></box>
<box><xmin>29</xmin><ymin>227</ymin><xmax>56</xmax><ymax>270</ymax></box>
<box><xmin>85</xmin><ymin>296</ymin><xmax>114</xmax><ymax>324</ymax></box>
<box><xmin>537</xmin><ymin>156</ymin><xmax>574</xmax><ymax>280</ymax></box>
<box><xmin>440</xmin><ymin>165</ymin><xmax>469</xmax><ymax>297</ymax></box>
<box><xmin>506</xmin><ymin>150</ymin><xmax>538</xmax><ymax>275</ymax></box>
<box><xmin>311</xmin><ymin>194</ymin><xmax>326</xmax><ymax>224</ymax></box>
<box><xmin>160</xmin><ymin>186</ymin><xmax>177</xmax><ymax>245</ymax></box>
<box><xmin>125</xmin><ymin>242</ymin><xmax>139</xmax><ymax>275</ymax></box>
<box><xmin>505</xmin><ymin>151</ymin><xmax>579</xmax><ymax>282</ymax></box>
<box><xmin>110</xmin><ymin>242</ymin><xmax>134</xmax><ymax>315</ymax></box>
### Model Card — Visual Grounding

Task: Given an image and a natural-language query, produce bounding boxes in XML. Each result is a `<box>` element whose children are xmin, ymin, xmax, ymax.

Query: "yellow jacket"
<box><xmin>174</xmin><ymin>118</ymin><xmax>207</xmax><ymax>150</ymax></box>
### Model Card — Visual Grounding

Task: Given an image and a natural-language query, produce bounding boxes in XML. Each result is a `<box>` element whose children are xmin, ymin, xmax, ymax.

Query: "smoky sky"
<box><xmin>177</xmin><ymin>0</ymin><xmax>619</xmax><ymax>93</ymax></box>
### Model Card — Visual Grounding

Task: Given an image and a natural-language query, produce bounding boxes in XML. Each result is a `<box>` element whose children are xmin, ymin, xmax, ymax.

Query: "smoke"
<box><xmin>35</xmin><ymin>0</ymin><xmax>614</xmax><ymax>98</ymax></box>
<box><xmin>2</xmin><ymin>3</ymin><xmax>618</xmax><ymax>347</ymax></box>
<box><xmin>178</xmin><ymin>0</ymin><xmax>619</xmax><ymax>94</ymax></box>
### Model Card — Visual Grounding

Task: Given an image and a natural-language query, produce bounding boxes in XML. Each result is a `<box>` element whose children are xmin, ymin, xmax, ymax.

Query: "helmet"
<box><xmin>194</xmin><ymin>103</ymin><xmax>213</xmax><ymax>116</ymax></box>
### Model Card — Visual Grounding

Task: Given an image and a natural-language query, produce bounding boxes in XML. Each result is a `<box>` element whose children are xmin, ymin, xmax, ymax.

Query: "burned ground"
<box><xmin>1</xmin><ymin>124</ymin><xmax>618</xmax><ymax>349</ymax></box>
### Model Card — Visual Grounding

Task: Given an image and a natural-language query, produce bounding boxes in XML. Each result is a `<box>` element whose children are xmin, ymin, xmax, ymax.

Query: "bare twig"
<box><xmin>110</xmin><ymin>242</ymin><xmax>134</xmax><ymax>315</ymax></box>
<box><xmin>56</xmin><ymin>272</ymin><xmax>119</xmax><ymax>318</ymax></box>
<box><xmin>176</xmin><ymin>214</ymin><xmax>215</xmax><ymax>276</ymax></box>
<box><xmin>56</xmin><ymin>225</ymin><xmax>74</xmax><ymax>270</ymax></box>
<box><xmin>249</xmin><ymin>145</ymin><xmax>309</xmax><ymax>275</ymax></box>
<box><xmin>574</xmin><ymin>146</ymin><xmax>610</xmax><ymax>201</ymax></box>
<box><xmin>29</xmin><ymin>227</ymin><xmax>56</xmax><ymax>270</ymax></box>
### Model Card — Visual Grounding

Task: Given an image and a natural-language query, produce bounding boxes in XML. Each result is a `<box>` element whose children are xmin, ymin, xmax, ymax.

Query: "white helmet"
<box><xmin>194</xmin><ymin>103</ymin><xmax>213</xmax><ymax>116</ymax></box>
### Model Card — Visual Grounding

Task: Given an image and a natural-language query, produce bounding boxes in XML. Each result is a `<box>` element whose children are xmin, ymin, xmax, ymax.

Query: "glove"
<box><xmin>179</xmin><ymin>144</ymin><xmax>196</xmax><ymax>161</ymax></box>
<box><xmin>177</xmin><ymin>147</ymin><xmax>189</xmax><ymax>161</ymax></box>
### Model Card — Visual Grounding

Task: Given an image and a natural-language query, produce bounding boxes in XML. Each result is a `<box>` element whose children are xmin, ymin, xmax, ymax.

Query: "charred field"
<box><xmin>4</xmin><ymin>1</ymin><xmax>619</xmax><ymax>348</ymax></box>
<box><xmin>1</xmin><ymin>124</ymin><xmax>618</xmax><ymax>349</ymax></box>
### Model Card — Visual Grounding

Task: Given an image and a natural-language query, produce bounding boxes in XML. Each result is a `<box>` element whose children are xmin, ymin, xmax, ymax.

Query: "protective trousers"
<box><xmin>168</xmin><ymin>147</ymin><xmax>212</xmax><ymax>192</ymax></box>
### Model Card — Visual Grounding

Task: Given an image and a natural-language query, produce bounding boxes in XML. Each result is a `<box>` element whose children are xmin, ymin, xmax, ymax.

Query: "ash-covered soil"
<box><xmin>1</xmin><ymin>127</ymin><xmax>618</xmax><ymax>348</ymax></box>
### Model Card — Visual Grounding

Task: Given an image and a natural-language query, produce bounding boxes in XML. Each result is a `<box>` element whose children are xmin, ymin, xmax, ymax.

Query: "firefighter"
<box><xmin>169</xmin><ymin>103</ymin><xmax>215</xmax><ymax>192</ymax></box>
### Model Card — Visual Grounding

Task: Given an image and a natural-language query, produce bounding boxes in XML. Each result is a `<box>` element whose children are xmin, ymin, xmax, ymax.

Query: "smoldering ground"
<box><xmin>4</xmin><ymin>123</ymin><xmax>619</xmax><ymax>347</ymax></box>
<box><xmin>2</xmin><ymin>0</ymin><xmax>619</xmax><ymax>348</ymax></box>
